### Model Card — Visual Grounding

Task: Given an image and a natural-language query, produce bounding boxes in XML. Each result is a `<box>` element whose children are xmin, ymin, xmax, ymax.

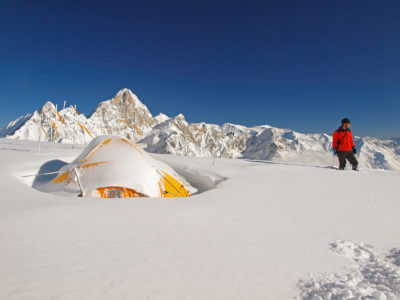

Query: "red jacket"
<box><xmin>333</xmin><ymin>127</ymin><xmax>355</xmax><ymax>152</ymax></box>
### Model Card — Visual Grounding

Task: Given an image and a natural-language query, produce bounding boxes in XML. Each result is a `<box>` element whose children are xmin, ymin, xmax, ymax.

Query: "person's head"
<box><xmin>341</xmin><ymin>118</ymin><xmax>351</xmax><ymax>129</ymax></box>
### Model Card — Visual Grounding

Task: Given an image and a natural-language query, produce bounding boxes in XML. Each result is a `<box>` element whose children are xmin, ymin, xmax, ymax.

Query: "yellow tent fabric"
<box><xmin>50</xmin><ymin>135</ymin><xmax>193</xmax><ymax>198</ymax></box>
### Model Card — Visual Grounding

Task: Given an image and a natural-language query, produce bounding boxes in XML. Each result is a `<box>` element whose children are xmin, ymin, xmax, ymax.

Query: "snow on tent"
<box><xmin>48</xmin><ymin>135</ymin><xmax>194</xmax><ymax>198</ymax></box>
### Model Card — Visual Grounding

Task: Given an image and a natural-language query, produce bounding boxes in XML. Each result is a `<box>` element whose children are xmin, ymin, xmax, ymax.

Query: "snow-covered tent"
<box><xmin>50</xmin><ymin>135</ymin><xmax>193</xmax><ymax>198</ymax></box>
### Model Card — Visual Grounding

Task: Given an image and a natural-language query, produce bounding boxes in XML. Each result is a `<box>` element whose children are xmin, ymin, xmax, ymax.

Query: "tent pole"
<box><xmin>74</xmin><ymin>168</ymin><xmax>83</xmax><ymax>196</ymax></box>
<box><xmin>38</xmin><ymin>121</ymin><xmax>41</xmax><ymax>152</ymax></box>
<box><xmin>50</xmin><ymin>119</ymin><xmax>53</xmax><ymax>152</ymax></box>
<box><xmin>55</xmin><ymin>104</ymin><xmax>58</xmax><ymax>146</ymax></box>
<box><xmin>73</xmin><ymin>105</ymin><xmax>77</xmax><ymax>149</ymax></box>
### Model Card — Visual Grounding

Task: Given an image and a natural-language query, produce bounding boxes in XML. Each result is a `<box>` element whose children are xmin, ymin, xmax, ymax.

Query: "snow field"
<box><xmin>0</xmin><ymin>139</ymin><xmax>399</xmax><ymax>299</ymax></box>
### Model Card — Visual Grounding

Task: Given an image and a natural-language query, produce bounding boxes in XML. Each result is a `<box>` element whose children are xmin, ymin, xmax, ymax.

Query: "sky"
<box><xmin>1</xmin><ymin>0</ymin><xmax>399</xmax><ymax>138</ymax></box>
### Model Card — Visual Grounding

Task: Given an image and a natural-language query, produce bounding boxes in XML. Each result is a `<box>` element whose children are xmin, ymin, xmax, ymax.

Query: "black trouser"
<box><xmin>337</xmin><ymin>151</ymin><xmax>358</xmax><ymax>169</ymax></box>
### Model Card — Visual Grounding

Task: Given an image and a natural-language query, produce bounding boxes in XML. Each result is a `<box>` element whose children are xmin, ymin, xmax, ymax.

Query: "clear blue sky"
<box><xmin>1</xmin><ymin>1</ymin><xmax>399</xmax><ymax>138</ymax></box>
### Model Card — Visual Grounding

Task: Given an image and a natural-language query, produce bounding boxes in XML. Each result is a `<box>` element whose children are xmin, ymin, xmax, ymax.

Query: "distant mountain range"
<box><xmin>1</xmin><ymin>88</ymin><xmax>399</xmax><ymax>171</ymax></box>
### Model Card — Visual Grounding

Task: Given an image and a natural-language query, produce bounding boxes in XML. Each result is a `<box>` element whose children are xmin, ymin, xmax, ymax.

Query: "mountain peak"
<box><xmin>40</xmin><ymin>101</ymin><xmax>56</xmax><ymax>111</ymax></box>
<box><xmin>89</xmin><ymin>88</ymin><xmax>156</xmax><ymax>130</ymax></box>
<box><xmin>117</xmin><ymin>88</ymin><xmax>132</xmax><ymax>94</ymax></box>
<box><xmin>114</xmin><ymin>88</ymin><xmax>135</xmax><ymax>100</ymax></box>
<box><xmin>39</xmin><ymin>101</ymin><xmax>57</xmax><ymax>117</ymax></box>
<box><xmin>154</xmin><ymin>113</ymin><xmax>170</xmax><ymax>124</ymax></box>
<box><xmin>100</xmin><ymin>89</ymin><xmax>151</xmax><ymax>117</ymax></box>
<box><xmin>2</xmin><ymin>90</ymin><xmax>400</xmax><ymax>172</ymax></box>
<box><xmin>174</xmin><ymin>114</ymin><xmax>186</xmax><ymax>121</ymax></box>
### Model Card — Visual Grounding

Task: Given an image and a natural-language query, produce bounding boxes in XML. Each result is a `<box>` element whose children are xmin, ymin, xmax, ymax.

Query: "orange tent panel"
<box><xmin>52</xmin><ymin>170</ymin><xmax>71</xmax><ymax>183</ymax></box>
<box><xmin>159</xmin><ymin>170</ymin><xmax>190</xmax><ymax>198</ymax></box>
<box><xmin>95</xmin><ymin>187</ymin><xmax>148</xmax><ymax>198</ymax></box>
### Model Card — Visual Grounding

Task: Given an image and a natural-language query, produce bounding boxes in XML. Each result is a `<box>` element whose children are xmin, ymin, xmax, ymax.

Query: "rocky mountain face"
<box><xmin>2</xmin><ymin>88</ymin><xmax>400</xmax><ymax>171</ymax></box>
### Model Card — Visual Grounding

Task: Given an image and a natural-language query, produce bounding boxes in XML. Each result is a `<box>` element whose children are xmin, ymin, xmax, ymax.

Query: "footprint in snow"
<box><xmin>329</xmin><ymin>240</ymin><xmax>375</xmax><ymax>262</ymax></box>
<box><xmin>297</xmin><ymin>240</ymin><xmax>400</xmax><ymax>300</ymax></box>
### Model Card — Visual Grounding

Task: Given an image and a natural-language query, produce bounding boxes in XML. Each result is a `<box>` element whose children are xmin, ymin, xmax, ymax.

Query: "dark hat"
<box><xmin>341</xmin><ymin>118</ymin><xmax>351</xmax><ymax>124</ymax></box>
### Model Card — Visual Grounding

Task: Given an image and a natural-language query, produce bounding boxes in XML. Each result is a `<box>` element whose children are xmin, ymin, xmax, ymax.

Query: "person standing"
<box><xmin>333</xmin><ymin>118</ymin><xmax>358</xmax><ymax>170</ymax></box>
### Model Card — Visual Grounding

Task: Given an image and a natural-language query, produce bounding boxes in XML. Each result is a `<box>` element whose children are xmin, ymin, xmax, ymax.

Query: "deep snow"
<box><xmin>0</xmin><ymin>138</ymin><xmax>399</xmax><ymax>299</ymax></box>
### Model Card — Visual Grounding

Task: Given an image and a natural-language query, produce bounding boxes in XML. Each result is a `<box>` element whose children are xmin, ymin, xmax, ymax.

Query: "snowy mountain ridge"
<box><xmin>2</xmin><ymin>88</ymin><xmax>400</xmax><ymax>171</ymax></box>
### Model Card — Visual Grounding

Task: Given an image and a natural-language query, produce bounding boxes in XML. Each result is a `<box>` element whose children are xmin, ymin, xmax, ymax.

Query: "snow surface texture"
<box><xmin>1</xmin><ymin>139</ymin><xmax>399</xmax><ymax>299</ymax></box>
<box><xmin>1</xmin><ymin>88</ymin><xmax>400</xmax><ymax>171</ymax></box>
<box><xmin>297</xmin><ymin>240</ymin><xmax>400</xmax><ymax>299</ymax></box>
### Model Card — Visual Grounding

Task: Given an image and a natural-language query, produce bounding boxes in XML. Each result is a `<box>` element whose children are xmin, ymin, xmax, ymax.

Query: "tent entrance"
<box><xmin>87</xmin><ymin>186</ymin><xmax>149</xmax><ymax>198</ymax></box>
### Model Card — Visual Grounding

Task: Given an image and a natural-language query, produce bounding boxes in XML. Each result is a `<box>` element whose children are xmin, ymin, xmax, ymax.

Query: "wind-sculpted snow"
<box><xmin>297</xmin><ymin>240</ymin><xmax>400</xmax><ymax>299</ymax></box>
<box><xmin>2</xmin><ymin>88</ymin><xmax>400</xmax><ymax>171</ymax></box>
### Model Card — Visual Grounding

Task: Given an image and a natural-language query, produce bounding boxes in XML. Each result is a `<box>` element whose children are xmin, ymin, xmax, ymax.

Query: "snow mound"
<box><xmin>155</xmin><ymin>155</ymin><xmax>227</xmax><ymax>193</ymax></box>
<box><xmin>297</xmin><ymin>240</ymin><xmax>400</xmax><ymax>299</ymax></box>
<box><xmin>33</xmin><ymin>135</ymin><xmax>196</xmax><ymax>198</ymax></box>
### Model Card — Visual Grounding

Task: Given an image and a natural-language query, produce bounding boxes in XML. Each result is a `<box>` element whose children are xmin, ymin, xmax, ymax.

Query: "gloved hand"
<box><xmin>333</xmin><ymin>148</ymin><xmax>338</xmax><ymax>156</ymax></box>
<box><xmin>352</xmin><ymin>147</ymin><xmax>356</xmax><ymax>154</ymax></box>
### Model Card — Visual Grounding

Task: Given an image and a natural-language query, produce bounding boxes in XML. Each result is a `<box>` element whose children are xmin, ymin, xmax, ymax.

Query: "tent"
<box><xmin>50</xmin><ymin>135</ymin><xmax>193</xmax><ymax>198</ymax></box>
